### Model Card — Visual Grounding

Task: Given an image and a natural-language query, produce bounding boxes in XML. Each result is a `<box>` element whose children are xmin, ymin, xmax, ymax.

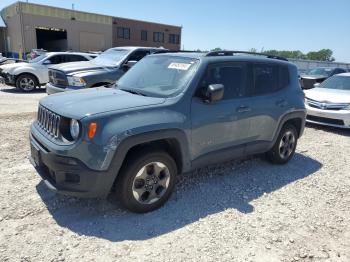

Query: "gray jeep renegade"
<box><xmin>30</xmin><ymin>51</ymin><xmax>306</xmax><ymax>213</ymax></box>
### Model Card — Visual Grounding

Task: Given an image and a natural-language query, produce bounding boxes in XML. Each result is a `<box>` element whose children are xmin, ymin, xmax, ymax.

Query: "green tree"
<box><xmin>248</xmin><ymin>48</ymin><xmax>258</xmax><ymax>53</ymax></box>
<box><xmin>306</xmin><ymin>49</ymin><xmax>335</xmax><ymax>61</ymax></box>
<box><xmin>211</xmin><ymin>47</ymin><xmax>222</xmax><ymax>51</ymax></box>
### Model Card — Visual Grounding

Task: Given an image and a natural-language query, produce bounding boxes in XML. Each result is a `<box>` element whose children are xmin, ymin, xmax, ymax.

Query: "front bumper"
<box><xmin>46</xmin><ymin>82</ymin><xmax>67</xmax><ymax>95</ymax></box>
<box><xmin>306</xmin><ymin>104</ymin><xmax>350</xmax><ymax>129</ymax></box>
<box><xmin>46</xmin><ymin>82</ymin><xmax>86</xmax><ymax>95</ymax></box>
<box><xmin>29</xmin><ymin>128</ymin><xmax>119</xmax><ymax>198</ymax></box>
<box><xmin>0</xmin><ymin>72</ymin><xmax>15</xmax><ymax>85</ymax></box>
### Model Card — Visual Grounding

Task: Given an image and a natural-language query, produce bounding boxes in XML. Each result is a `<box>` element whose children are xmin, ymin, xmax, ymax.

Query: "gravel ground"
<box><xmin>0</xmin><ymin>83</ymin><xmax>349</xmax><ymax>262</ymax></box>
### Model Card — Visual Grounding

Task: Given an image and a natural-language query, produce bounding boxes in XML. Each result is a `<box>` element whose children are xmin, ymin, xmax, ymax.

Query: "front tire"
<box><xmin>116</xmin><ymin>150</ymin><xmax>177</xmax><ymax>213</ymax></box>
<box><xmin>16</xmin><ymin>74</ymin><xmax>38</xmax><ymax>92</ymax></box>
<box><xmin>266</xmin><ymin>124</ymin><xmax>298</xmax><ymax>164</ymax></box>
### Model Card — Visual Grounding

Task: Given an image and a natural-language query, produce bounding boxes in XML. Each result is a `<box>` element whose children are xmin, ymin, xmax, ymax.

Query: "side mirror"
<box><xmin>122</xmin><ymin>60</ymin><xmax>137</xmax><ymax>72</ymax></box>
<box><xmin>204</xmin><ymin>84</ymin><xmax>224</xmax><ymax>103</ymax></box>
<box><xmin>124</xmin><ymin>60</ymin><xmax>137</xmax><ymax>68</ymax></box>
<box><xmin>313</xmin><ymin>83</ymin><xmax>320</xmax><ymax>88</ymax></box>
<box><xmin>43</xmin><ymin>59</ymin><xmax>52</xmax><ymax>65</ymax></box>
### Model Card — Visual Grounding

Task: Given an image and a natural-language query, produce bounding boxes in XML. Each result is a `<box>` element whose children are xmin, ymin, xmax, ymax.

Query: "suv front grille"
<box><xmin>306</xmin><ymin>98</ymin><xmax>349</xmax><ymax>110</ymax></box>
<box><xmin>49</xmin><ymin>69</ymin><xmax>68</xmax><ymax>87</ymax></box>
<box><xmin>37</xmin><ymin>105</ymin><xmax>61</xmax><ymax>137</ymax></box>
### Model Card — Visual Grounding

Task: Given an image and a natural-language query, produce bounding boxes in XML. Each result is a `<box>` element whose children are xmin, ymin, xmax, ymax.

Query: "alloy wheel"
<box><xmin>132</xmin><ymin>162</ymin><xmax>171</xmax><ymax>205</ymax></box>
<box><xmin>278</xmin><ymin>130</ymin><xmax>296</xmax><ymax>159</ymax></box>
<box><xmin>20</xmin><ymin>78</ymin><xmax>35</xmax><ymax>91</ymax></box>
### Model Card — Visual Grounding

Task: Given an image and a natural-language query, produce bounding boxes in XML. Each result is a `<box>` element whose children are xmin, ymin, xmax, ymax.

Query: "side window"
<box><xmin>200</xmin><ymin>63</ymin><xmax>245</xmax><ymax>100</ymax></box>
<box><xmin>128</xmin><ymin>50</ymin><xmax>150</xmax><ymax>62</ymax></box>
<box><xmin>250</xmin><ymin>64</ymin><xmax>279</xmax><ymax>95</ymax></box>
<box><xmin>48</xmin><ymin>55</ymin><xmax>65</xmax><ymax>65</ymax></box>
<box><xmin>334</xmin><ymin>68</ymin><xmax>345</xmax><ymax>75</ymax></box>
<box><xmin>66</xmin><ymin>55</ymin><xmax>89</xmax><ymax>62</ymax></box>
<box><xmin>247</xmin><ymin>64</ymin><xmax>289</xmax><ymax>96</ymax></box>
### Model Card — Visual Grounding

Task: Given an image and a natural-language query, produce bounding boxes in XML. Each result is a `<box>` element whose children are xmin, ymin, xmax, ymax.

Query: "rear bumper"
<box><xmin>29</xmin><ymin>131</ymin><xmax>117</xmax><ymax>198</ymax></box>
<box><xmin>306</xmin><ymin>104</ymin><xmax>350</xmax><ymax>129</ymax></box>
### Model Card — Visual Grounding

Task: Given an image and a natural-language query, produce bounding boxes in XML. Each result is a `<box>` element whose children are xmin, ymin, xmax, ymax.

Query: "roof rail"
<box><xmin>205</xmin><ymin>50</ymin><xmax>288</xmax><ymax>61</ymax></box>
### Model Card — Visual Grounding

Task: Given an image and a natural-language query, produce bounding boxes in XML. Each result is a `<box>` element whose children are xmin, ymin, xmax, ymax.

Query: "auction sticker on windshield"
<box><xmin>168</xmin><ymin>63</ymin><xmax>192</xmax><ymax>71</ymax></box>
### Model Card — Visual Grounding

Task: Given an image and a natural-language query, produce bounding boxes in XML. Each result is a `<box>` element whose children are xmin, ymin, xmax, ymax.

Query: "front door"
<box><xmin>190</xmin><ymin>62</ymin><xmax>250</xmax><ymax>162</ymax></box>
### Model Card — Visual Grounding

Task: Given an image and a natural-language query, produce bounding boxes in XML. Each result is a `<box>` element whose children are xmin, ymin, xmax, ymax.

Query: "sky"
<box><xmin>1</xmin><ymin>0</ymin><xmax>350</xmax><ymax>62</ymax></box>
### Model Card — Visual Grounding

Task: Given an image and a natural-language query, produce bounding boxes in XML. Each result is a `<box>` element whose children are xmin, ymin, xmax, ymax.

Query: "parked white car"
<box><xmin>0</xmin><ymin>52</ymin><xmax>96</xmax><ymax>92</ymax></box>
<box><xmin>304</xmin><ymin>73</ymin><xmax>350</xmax><ymax>128</ymax></box>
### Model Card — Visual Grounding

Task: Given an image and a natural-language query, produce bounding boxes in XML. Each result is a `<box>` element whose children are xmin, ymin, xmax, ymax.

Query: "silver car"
<box><xmin>304</xmin><ymin>73</ymin><xmax>350</xmax><ymax>128</ymax></box>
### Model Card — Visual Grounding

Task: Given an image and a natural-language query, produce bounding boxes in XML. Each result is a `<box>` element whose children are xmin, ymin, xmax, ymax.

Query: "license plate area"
<box><xmin>31</xmin><ymin>144</ymin><xmax>41</xmax><ymax>166</ymax></box>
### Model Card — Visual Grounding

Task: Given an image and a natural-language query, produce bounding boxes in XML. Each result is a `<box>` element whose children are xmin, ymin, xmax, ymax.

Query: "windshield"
<box><xmin>29</xmin><ymin>54</ymin><xmax>48</xmax><ymax>63</ymax></box>
<box><xmin>92</xmin><ymin>48</ymin><xmax>130</xmax><ymax>66</ymax></box>
<box><xmin>116</xmin><ymin>55</ymin><xmax>199</xmax><ymax>98</ymax></box>
<box><xmin>307</xmin><ymin>68</ymin><xmax>332</xmax><ymax>77</ymax></box>
<box><xmin>319</xmin><ymin>75</ymin><xmax>350</xmax><ymax>91</ymax></box>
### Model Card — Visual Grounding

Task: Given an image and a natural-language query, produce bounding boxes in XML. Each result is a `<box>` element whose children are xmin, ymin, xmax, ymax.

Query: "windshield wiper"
<box><xmin>119</xmin><ymin>88</ymin><xmax>147</xmax><ymax>96</ymax></box>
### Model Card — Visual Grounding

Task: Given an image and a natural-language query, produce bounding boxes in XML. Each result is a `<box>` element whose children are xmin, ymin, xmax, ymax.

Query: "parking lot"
<box><xmin>0</xmin><ymin>83</ymin><xmax>349</xmax><ymax>261</ymax></box>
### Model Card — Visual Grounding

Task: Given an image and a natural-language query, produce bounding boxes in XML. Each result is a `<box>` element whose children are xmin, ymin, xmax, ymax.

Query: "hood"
<box><xmin>301</xmin><ymin>75</ymin><xmax>327</xmax><ymax>80</ymax></box>
<box><xmin>50</xmin><ymin>60</ymin><xmax>119</xmax><ymax>75</ymax></box>
<box><xmin>0</xmin><ymin>62</ymin><xmax>28</xmax><ymax>71</ymax></box>
<box><xmin>304</xmin><ymin>88</ymin><xmax>350</xmax><ymax>103</ymax></box>
<box><xmin>40</xmin><ymin>87</ymin><xmax>166</xmax><ymax>119</ymax></box>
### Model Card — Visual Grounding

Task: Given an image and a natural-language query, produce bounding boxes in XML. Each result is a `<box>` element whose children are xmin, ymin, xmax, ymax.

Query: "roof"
<box><xmin>45</xmin><ymin>51</ymin><xmax>96</xmax><ymax>56</ymax></box>
<box><xmin>110</xmin><ymin>46</ymin><xmax>167</xmax><ymax>51</ymax></box>
<box><xmin>337</xmin><ymin>73</ymin><xmax>350</xmax><ymax>77</ymax></box>
<box><xmin>313</xmin><ymin>67</ymin><xmax>344</xmax><ymax>70</ymax></box>
<box><xmin>152</xmin><ymin>52</ymin><xmax>293</xmax><ymax>65</ymax></box>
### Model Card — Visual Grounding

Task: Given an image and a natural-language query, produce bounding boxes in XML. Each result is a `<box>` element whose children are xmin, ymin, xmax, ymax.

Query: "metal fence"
<box><xmin>288</xmin><ymin>58</ymin><xmax>350</xmax><ymax>70</ymax></box>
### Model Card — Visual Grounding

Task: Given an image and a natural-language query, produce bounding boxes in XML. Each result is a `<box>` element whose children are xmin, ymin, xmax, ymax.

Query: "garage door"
<box><xmin>79</xmin><ymin>32</ymin><xmax>105</xmax><ymax>52</ymax></box>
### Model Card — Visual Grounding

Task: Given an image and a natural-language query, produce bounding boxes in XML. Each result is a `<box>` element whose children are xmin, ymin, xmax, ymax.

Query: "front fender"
<box><xmin>92</xmin><ymin>108</ymin><xmax>191</xmax><ymax>171</ymax></box>
<box><xmin>105</xmin><ymin>128</ymin><xmax>191</xmax><ymax>171</ymax></box>
<box><xmin>13</xmin><ymin>67</ymin><xmax>43</xmax><ymax>82</ymax></box>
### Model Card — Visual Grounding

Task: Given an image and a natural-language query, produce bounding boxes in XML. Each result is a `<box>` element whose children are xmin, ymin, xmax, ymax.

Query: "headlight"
<box><xmin>67</xmin><ymin>76</ymin><xmax>86</xmax><ymax>87</ymax></box>
<box><xmin>70</xmin><ymin>119</ymin><xmax>80</xmax><ymax>140</ymax></box>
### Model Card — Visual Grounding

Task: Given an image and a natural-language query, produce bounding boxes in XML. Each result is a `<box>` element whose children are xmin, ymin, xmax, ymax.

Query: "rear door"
<box><xmin>243</xmin><ymin>63</ymin><xmax>290</xmax><ymax>153</ymax></box>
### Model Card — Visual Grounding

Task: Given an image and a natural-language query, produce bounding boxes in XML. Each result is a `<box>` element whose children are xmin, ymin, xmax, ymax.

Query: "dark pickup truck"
<box><xmin>46</xmin><ymin>46</ymin><xmax>166</xmax><ymax>94</ymax></box>
<box><xmin>300</xmin><ymin>67</ymin><xmax>347</xmax><ymax>89</ymax></box>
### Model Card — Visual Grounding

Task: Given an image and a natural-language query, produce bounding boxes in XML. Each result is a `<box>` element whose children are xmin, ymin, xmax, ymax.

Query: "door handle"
<box><xmin>236</xmin><ymin>106</ymin><xmax>251</xmax><ymax>113</ymax></box>
<box><xmin>276</xmin><ymin>99</ymin><xmax>287</xmax><ymax>107</ymax></box>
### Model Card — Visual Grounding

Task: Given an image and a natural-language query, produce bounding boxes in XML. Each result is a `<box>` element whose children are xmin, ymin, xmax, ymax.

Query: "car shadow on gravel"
<box><xmin>0</xmin><ymin>87</ymin><xmax>46</xmax><ymax>94</ymax></box>
<box><xmin>305</xmin><ymin>122</ymin><xmax>350</xmax><ymax>137</ymax></box>
<box><xmin>36</xmin><ymin>153</ymin><xmax>322</xmax><ymax>242</ymax></box>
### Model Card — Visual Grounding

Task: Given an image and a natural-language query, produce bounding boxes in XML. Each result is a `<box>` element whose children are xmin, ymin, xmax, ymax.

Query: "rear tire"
<box><xmin>266</xmin><ymin>124</ymin><xmax>298</xmax><ymax>164</ymax></box>
<box><xmin>16</xmin><ymin>74</ymin><xmax>38</xmax><ymax>92</ymax></box>
<box><xmin>116</xmin><ymin>150</ymin><xmax>177</xmax><ymax>213</ymax></box>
